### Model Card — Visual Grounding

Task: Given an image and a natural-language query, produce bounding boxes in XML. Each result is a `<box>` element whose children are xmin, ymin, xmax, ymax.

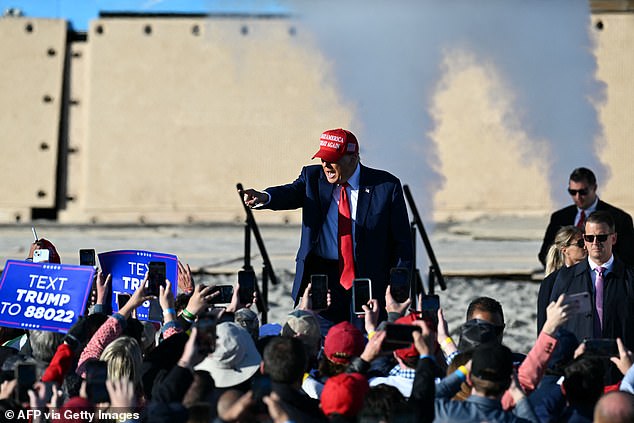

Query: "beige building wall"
<box><xmin>0</xmin><ymin>18</ymin><xmax>67</xmax><ymax>222</ymax></box>
<box><xmin>0</xmin><ymin>11</ymin><xmax>632</xmax><ymax>224</ymax></box>
<box><xmin>592</xmin><ymin>13</ymin><xmax>634</xmax><ymax>210</ymax></box>
<box><xmin>59</xmin><ymin>17</ymin><xmax>350</xmax><ymax>224</ymax></box>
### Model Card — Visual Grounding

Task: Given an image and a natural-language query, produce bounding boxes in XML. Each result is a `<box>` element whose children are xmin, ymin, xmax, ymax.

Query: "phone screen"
<box><xmin>310</xmin><ymin>274</ymin><xmax>328</xmax><ymax>310</ymax></box>
<box><xmin>147</xmin><ymin>261</ymin><xmax>166</xmax><ymax>297</ymax></box>
<box><xmin>562</xmin><ymin>292</ymin><xmax>592</xmax><ymax>316</ymax></box>
<box><xmin>117</xmin><ymin>293</ymin><xmax>131</xmax><ymax>309</ymax></box>
<box><xmin>583</xmin><ymin>338</ymin><xmax>618</xmax><ymax>357</ymax></box>
<box><xmin>79</xmin><ymin>249</ymin><xmax>96</xmax><ymax>266</ymax></box>
<box><xmin>353</xmin><ymin>278</ymin><xmax>372</xmax><ymax>314</ymax></box>
<box><xmin>211</xmin><ymin>285</ymin><xmax>234</xmax><ymax>304</ymax></box>
<box><xmin>238</xmin><ymin>270</ymin><xmax>256</xmax><ymax>305</ymax></box>
<box><xmin>384</xmin><ymin>323</ymin><xmax>421</xmax><ymax>345</ymax></box>
<box><xmin>86</xmin><ymin>360</ymin><xmax>109</xmax><ymax>404</ymax></box>
<box><xmin>194</xmin><ymin>312</ymin><xmax>217</xmax><ymax>356</ymax></box>
<box><xmin>389</xmin><ymin>267</ymin><xmax>410</xmax><ymax>303</ymax></box>
<box><xmin>420</xmin><ymin>294</ymin><xmax>440</xmax><ymax>328</ymax></box>
<box><xmin>251</xmin><ymin>373</ymin><xmax>272</xmax><ymax>410</ymax></box>
<box><xmin>15</xmin><ymin>363</ymin><xmax>37</xmax><ymax>403</ymax></box>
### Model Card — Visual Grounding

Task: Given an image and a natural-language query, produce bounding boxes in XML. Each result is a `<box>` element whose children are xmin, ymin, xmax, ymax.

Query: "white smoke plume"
<box><xmin>286</xmin><ymin>0</ymin><xmax>605</xmax><ymax>209</ymax></box>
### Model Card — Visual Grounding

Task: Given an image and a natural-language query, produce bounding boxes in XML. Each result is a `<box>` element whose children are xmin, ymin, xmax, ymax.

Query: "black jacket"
<box><xmin>538</xmin><ymin>200</ymin><xmax>634</xmax><ymax>266</ymax></box>
<box><xmin>272</xmin><ymin>381</ymin><xmax>327</xmax><ymax>423</ymax></box>
<box><xmin>549</xmin><ymin>258</ymin><xmax>634</xmax><ymax>383</ymax></box>
<box><xmin>537</xmin><ymin>269</ymin><xmax>560</xmax><ymax>335</ymax></box>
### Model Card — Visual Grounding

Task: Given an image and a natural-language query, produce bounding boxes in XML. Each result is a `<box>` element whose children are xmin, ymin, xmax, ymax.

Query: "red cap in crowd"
<box><xmin>394</xmin><ymin>314</ymin><xmax>419</xmax><ymax>361</ymax></box>
<box><xmin>321</xmin><ymin>372</ymin><xmax>369</xmax><ymax>417</ymax></box>
<box><xmin>53</xmin><ymin>396</ymin><xmax>94</xmax><ymax>423</ymax></box>
<box><xmin>324</xmin><ymin>321</ymin><xmax>365</xmax><ymax>365</ymax></box>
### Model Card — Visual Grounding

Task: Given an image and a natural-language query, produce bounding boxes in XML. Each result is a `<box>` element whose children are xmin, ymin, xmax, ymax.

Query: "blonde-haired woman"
<box><xmin>100</xmin><ymin>336</ymin><xmax>143</xmax><ymax>395</ymax></box>
<box><xmin>537</xmin><ymin>225</ymin><xmax>587</xmax><ymax>333</ymax></box>
<box><xmin>76</xmin><ymin>275</ymin><xmax>155</xmax><ymax>403</ymax></box>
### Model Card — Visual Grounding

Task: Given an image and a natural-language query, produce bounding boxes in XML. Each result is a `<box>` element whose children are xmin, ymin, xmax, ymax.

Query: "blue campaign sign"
<box><xmin>0</xmin><ymin>260</ymin><xmax>95</xmax><ymax>333</ymax></box>
<box><xmin>98</xmin><ymin>250</ymin><xmax>178</xmax><ymax>321</ymax></box>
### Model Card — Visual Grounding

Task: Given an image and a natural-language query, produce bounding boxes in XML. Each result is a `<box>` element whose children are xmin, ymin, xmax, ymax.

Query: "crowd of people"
<box><xmin>1</xmin><ymin>248</ymin><xmax>634</xmax><ymax>423</ymax></box>
<box><xmin>2</xmin><ymin>128</ymin><xmax>634</xmax><ymax>422</ymax></box>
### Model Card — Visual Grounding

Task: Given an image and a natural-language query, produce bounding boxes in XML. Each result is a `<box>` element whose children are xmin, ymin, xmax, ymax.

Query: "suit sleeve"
<box><xmin>501</xmin><ymin>331</ymin><xmax>558</xmax><ymax>410</ymax></box>
<box><xmin>264</xmin><ymin>168</ymin><xmax>308</xmax><ymax>211</ymax></box>
<box><xmin>390</xmin><ymin>181</ymin><xmax>413</xmax><ymax>270</ymax></box>
<box><xmin>538</xmin><ymin>214</ymin><xmax>560</xmax><ymax>266</ymax></box>
<box><xmin>615</xmin><ymin>210</ymin><xmax>634</xmax><ymax>266</ymax></box>
<box><xmin>536</xmin><ymin>271</ymin><xmax>557</xmax><ymax>335</ymax></box>
<box><xmin>409</xmin><ymin>357</ymin><xmax>437</xmax><ymax>423</ymax></box>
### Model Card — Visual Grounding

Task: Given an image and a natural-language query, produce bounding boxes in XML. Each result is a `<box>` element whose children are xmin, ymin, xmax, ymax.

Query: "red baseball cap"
<box><xmin>312</xmin><ymin>128</ymin><xmax>359</xmax><ymax>163</ymax></box>
<box><xmin>321</xmin><ymin>372</ymin><xmax>369</xmax><ymax>417</ymax></box>
<box><xmin>324</xmin><ymin>321</ymin><xmax>365</xmax><ymax>365</ymax></box>
<box><xmin>394</xmin><ymin>314</ymin><xmax>419</xmax><ymax>361</ymax></box>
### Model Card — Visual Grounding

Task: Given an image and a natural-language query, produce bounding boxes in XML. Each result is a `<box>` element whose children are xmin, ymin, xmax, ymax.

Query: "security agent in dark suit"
<box><xmin>539</xmin><ymin>167</ymin><xmax>634</xmax><ymax>267</ymax></box>
<box><xmin>242</xmin><ymin>128</ymin><xmax>413</xmax><ymax>324</ymax></box>
<box><xmin>549</xmin><ymin>211</ymin><xmax>634</xmax><ymax>384</ymax></box>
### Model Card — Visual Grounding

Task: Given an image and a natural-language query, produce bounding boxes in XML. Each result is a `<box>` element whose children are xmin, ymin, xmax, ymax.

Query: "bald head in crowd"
<box><xmin>594</xmin><ymin>391</ymin><xmax>634</xmax><ymax>423</ymax></box>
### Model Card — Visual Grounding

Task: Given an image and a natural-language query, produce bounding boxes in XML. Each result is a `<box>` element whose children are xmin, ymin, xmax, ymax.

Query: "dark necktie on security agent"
<box><xmin>577</xmin><ymin>210</ymin><xmax>586</xmax><ymax>229</ymax></box>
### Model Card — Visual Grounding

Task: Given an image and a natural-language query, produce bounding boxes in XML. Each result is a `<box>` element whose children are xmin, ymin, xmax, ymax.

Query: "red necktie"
<box><xmin>577</xmin><ymin>210</ymin><xmax>586</xmax><ymax>229</ymax></box>
<box><xmin>338</xmin><ymin>183</ymin><xmax>355</xmax><ymax>289</ymax></box>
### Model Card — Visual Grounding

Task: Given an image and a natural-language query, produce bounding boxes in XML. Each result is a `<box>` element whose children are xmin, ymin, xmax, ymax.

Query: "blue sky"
<box><xmin>0</xmin><ymin>0</ymin><xmax>288</xmax><ymax>31</ymax></box>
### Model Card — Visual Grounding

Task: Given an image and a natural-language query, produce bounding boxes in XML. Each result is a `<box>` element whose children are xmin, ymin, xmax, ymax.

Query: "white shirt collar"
<box><xmin>579</xmin><ymin>197</ymin><xmax>599</xmax><ymax>214</ymax></box>
<box><xmin>589</xmin><ymin>255</ymin><xmax>614</xmax><ymax>272</ymax></box>
<box><xmin>343</xmin><ymin>163</ymin><xmax>361</xmax><ymax>190</ymax></box>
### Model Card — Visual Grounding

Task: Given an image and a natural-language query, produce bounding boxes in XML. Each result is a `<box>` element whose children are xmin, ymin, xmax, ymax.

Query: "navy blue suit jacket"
<box><xmin>264</xmin><ymin>164</ymin><xmax>413</xmax><ymax>301</ymax></box>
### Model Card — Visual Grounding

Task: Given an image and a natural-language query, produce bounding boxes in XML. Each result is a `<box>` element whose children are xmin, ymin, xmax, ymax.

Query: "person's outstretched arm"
<box><xmin>501</xmin><ymin>294</ymin><xmax>569</xmax><ymax>409</ymax></box>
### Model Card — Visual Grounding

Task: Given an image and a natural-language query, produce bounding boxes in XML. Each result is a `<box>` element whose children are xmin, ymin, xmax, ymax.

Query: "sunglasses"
<box><xmin>568</xmin><ymin>239</ymin><xmax>585</xmax><ymax>248</ymax></box>
<box><xmin>583</xmin><ymin>233</ymin><xmax>613</xmax><ymax>243</ymax></box>
<box><xmin>568</xmin><ymin>188</ymin><xmax>589</xmax><ymax>196</ymax></box>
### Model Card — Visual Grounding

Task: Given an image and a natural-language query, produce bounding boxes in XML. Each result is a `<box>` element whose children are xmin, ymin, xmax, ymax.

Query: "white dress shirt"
<box><xmin>576</xmin><ymin>197</ymin><xmax>598</xmax><ymax>226</ymax></box>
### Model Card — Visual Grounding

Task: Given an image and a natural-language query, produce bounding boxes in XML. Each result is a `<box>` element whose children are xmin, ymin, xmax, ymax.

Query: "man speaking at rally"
<box><xmin>242</xmin><ymin>128</ymin><xmax>413</xmax><ymax>325</ymax></box>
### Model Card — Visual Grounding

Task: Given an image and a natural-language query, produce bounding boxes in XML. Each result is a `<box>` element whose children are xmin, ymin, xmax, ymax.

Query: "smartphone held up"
<box><xmin>32</xmin><ymin>249</ymin><xmax>50</xmax><ymax>263</ymax></box>
<box><xmin>85</xmin><ymin>360</ymin><xmax>109</xmax><ymax>404</ymax></box>
<box><xmin>195</xmin><ymin>311</ymin><xmax>218</xmax><ymax>356</ymax></box>
<box><xmin>15</xmin><ymin>363</ymin><xmax>37</xmax><ymax>403</ymax></box>
<box><xmin>352</xmin><ymin>278</ymin><xmax>373</xmax><ymax>315</ymax></box>
<box><xmin>146</xmin><ymin>261</ymin><xmax>166</xmax><ymax>297</ymax></box>
<box><xmin>384</xmin><ymin>322</ymin><xmax>421</xmax><ymax>346</ymax></box>
<box><xmin>389</xmin><ymin>267</ymin><xmax>410</xmax><ymax>304</ymax></box>
<box><xmin>79</xmin><ymin>248</ymin><xmax>97</xmax><ymax>267</ymax></box>
<box><xmin>310</xmin><ymin>274</ymin><xmax>328</xmax><ymax>310</ymax></box>
<box><xmin>419</xmin><ymin>294</ymin><xmax>440</xmax><ymax>328</ymax></box>
<box><xmin>210</xmin><ymin>285</ymin><xmax>234</xmax><ymax>305</ymax></box>
<box><xmin>238</xmin><ymin>269</ymin><xmax>256</xmax><ymax>305</ymax></box>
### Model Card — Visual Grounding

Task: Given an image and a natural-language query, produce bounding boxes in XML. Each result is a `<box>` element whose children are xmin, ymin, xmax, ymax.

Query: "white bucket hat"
<box><xmin>194</xmin><ymin>321</ymin><xmax>262</xmax><ymax>388</ymax></box>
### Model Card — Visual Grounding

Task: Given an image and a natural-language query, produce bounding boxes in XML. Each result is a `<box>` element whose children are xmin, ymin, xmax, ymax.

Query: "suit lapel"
<box><xmin>356</xmin><ymin>165</ymin><xmax>372</xmax><ymax>230</ymax></box>
<box><xmin>565</xmin><ymin>205</ymin><xmax>578</xmax><ymax>223</ymax></box>
<box><xmin>573</xmin><ymin>261</ymin><xmax>594</xmax><ymax>293</ymax></box>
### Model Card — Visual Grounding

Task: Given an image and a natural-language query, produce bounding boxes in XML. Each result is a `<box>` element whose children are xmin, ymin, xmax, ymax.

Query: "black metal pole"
<box><xmin>261</xmin><ymin>265</ymin><xmax>269</xmax><ymax>324</ymax></box>
<box><xmin>244</xmin><ymin>223</ymin><xmax>252</xmax><ymax>271</ymax></box>
<box><xmin>428</xmin><ymin>265</ymin><xmax>436</xmax><ymax>295</ymax></box>
<box><xmin>403</xmin><ymin>184</ymin><xmax>446</xmax><ymax>291</ymax></box>
<box><xmin>236</xmin><ymin>183</ymin><xmax>279</xmax><ymax>286</ymax></box>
